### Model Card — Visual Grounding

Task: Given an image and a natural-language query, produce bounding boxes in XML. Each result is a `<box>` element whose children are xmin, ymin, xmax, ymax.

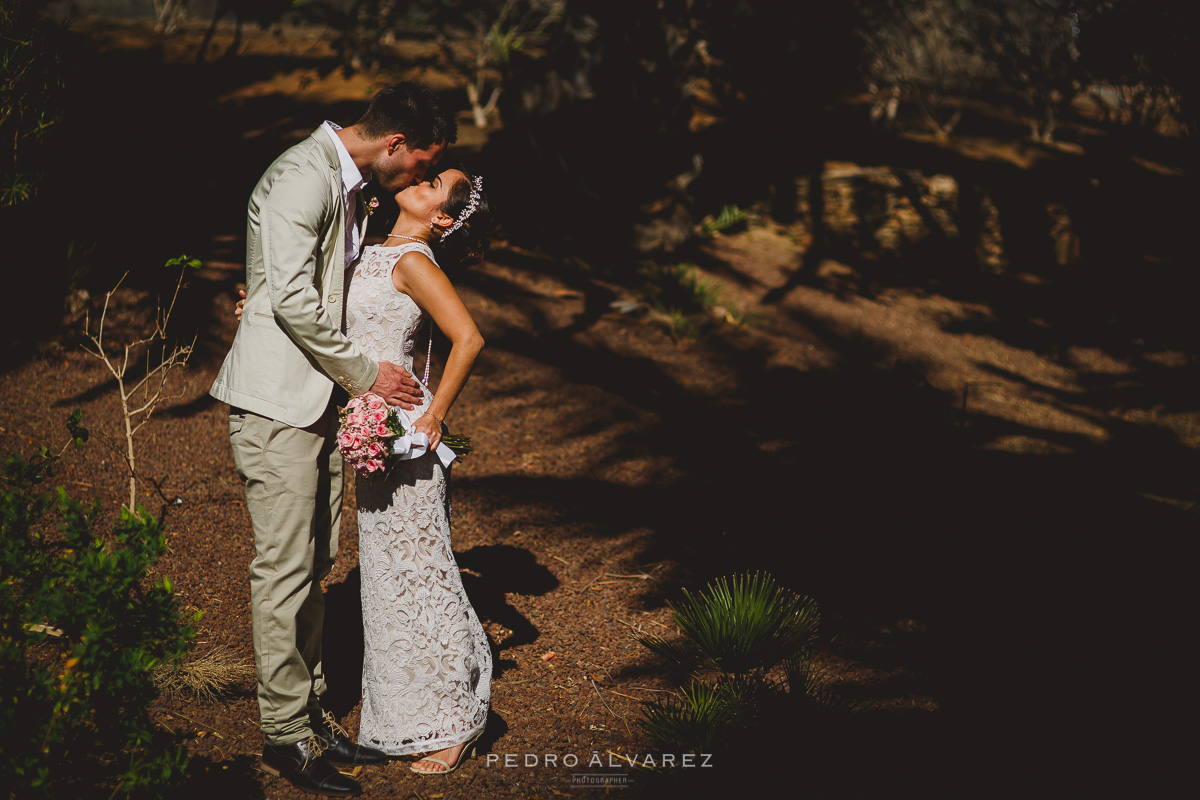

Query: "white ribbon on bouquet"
<box><xmin>388</xmin><ymin>408</ymin><xmax>457</xmax><ymax>468</ymax></box>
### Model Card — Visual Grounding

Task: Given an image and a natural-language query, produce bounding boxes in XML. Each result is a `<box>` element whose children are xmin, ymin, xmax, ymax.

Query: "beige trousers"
<box><xmin>229</xmin><ymin>405</ymin><xmax>342</xmax><ymax>745</ymax></box>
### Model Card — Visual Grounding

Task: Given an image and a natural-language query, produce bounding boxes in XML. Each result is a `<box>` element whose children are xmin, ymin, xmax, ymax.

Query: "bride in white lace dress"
<box><xmin>343</xmin><ymin>169</ymin><xmax>492</xmax><ymax>775</ymax></box>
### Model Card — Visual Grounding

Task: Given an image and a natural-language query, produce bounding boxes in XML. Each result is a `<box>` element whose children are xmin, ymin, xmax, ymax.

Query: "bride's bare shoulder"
<box><xmin>391</xmin><ymin>247</ymin><xmax>444</xmax><ymax>293</ymax></box>
<box><xmin>394</xmin><ymin>248</ymin><xmax>440</xmax><ymax>275</ymax></box>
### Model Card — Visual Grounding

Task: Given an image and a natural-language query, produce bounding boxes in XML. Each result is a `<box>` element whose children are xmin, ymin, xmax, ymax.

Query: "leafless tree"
<box><xmin>81</xmin><ymin>257</ymin><xmax>199</xmax><ymax>511</ymax></box>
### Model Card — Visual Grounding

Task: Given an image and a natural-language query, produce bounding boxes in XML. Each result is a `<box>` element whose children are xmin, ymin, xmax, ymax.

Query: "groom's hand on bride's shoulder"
<box><xmin>370</xmin><ymin>361</ymin><xmax>422</xmax><ymax>409</ymax></box>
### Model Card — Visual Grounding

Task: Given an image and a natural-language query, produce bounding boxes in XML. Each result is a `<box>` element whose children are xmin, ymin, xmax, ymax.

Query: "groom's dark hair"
<box><xmin>356</xmin><ymin>81</ymin><xmax>458</xmax><ymax>151</ymax></box>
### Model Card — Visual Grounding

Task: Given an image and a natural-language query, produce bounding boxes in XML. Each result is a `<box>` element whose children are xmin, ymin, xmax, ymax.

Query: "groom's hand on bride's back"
<box><xmin>370</xmin><ymin>361</ymin><xmax>423</xmax><ymax>409</ymax></box>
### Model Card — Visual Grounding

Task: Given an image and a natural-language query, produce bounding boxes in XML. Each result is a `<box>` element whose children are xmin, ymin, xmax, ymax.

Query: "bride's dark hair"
<box><xmin>434</xmin><ymin>172</ymin><xmax>491</xmax><ymax>269</ymax></box>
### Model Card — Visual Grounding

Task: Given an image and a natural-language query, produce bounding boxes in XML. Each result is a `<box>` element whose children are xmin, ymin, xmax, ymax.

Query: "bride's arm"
<box><xmin>392</xmin><ymin>251</ymin><xmax>484</xmax><ymax>449</ymax></box>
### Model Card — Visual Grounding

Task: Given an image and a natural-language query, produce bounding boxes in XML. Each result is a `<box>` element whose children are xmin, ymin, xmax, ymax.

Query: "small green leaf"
<box><xmin>66</xmin><ymin>409</ymin><xmax>89</xmax><ymax>445</ymax></box>
<box><xmin>164</xmin><ymin>254</ymin><xmax>202</xmax><ymax>270</ymax></box>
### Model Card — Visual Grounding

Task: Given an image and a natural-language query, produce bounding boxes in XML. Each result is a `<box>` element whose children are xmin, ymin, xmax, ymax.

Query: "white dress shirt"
<box><xmin>320</xmin><ymin>121</ymin><xmax>370</xmax><ymax>269</ymax></box>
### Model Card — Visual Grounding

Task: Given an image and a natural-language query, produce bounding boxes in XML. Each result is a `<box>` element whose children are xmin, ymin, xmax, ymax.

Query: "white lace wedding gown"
<box><xmin>343</xmin><ymin>242</ymin><xmax>491</xmax><ymax>756</ymax></box>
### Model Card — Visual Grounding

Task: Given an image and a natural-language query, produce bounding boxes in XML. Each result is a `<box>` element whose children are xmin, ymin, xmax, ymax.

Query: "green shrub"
<box><xmin>639</xmin><ymin>262</ymin><xmax>722</xmax><ymax>316</ymax></box>
<box><xmin>0</xmin><ymin>414</ymin><xmax>195</xmax><ymax>798</ymax></box>
<box><xmin>0</xmin><ymin>1</ymin><xmax>70</xmax><ymax>207</ymax></box>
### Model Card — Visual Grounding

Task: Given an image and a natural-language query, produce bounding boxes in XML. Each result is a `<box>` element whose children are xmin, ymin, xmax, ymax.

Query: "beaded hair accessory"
<box><xmin>441</xmin><ymin>175</ymin><xmax>484</xmax><ymax>240</ymax></box>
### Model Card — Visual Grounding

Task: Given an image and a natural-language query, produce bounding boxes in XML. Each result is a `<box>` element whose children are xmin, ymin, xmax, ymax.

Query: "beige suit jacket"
<box><xmin>210</xmin><ymin>129</ymin><xmax>378</xmax><ymax>427</ymax></box>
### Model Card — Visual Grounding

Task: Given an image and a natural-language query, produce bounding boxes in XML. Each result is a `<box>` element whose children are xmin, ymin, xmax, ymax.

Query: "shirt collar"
<box><xmin>321</xmin><ymin>121</ymin><xmax>370</xmax><ymax>195</ymax></box>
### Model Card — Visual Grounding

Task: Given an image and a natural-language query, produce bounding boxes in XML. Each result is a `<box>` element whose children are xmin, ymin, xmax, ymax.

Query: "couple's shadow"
<box><xmin>322</xmin><ymin>543</ymin><xmax>558</xmax><ymax>718</ymax></box>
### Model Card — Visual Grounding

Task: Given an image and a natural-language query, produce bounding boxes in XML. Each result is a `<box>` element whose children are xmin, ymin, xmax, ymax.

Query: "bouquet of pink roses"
<box><xmin>337</xmin><ymin>392</ymin><xmax>405</xmax><ymax>477</ymax></box>
<box><xmin>337</xmin><ymin>392</ymin><xmax>473</xmax><ymax>478</ymax></box>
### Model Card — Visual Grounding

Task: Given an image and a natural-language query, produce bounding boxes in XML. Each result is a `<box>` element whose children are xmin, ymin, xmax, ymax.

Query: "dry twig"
<box><xmin>589</xmin><ymin>676</ymin><xmax>618</xmax><ymax>719</ymax></box>
<box><xmin>161</xmin><ymin>709</ymin><xmax>226</xmax><ymax>738</ymax></box>
<box><xmin>577</xmin><ymin>573</ymin><xmax>604</xmax><ymax>594</ymax></box>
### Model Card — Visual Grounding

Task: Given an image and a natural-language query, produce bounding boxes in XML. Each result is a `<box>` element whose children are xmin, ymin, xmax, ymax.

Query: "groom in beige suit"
<box><xmin>211</xmin><ymin>82</ymin><xmax>457</xmax><ymax>797</ymax></box>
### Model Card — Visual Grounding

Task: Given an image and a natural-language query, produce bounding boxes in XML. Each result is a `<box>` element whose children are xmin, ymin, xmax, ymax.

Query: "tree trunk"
<box><xmin>481</xmin><ymin>86</ymin><xmax>501</xmax><ymax>120</ymax></box>
<box><xmin>120</xmin><ymin>386</ymin><xmax>137</xmax><ymax>511</ymax></box>
<box><xmin>1042</xmin><ymin>105</ymin><xmax>1056</xmax><ymax>142</ymax></box>
<box><xmin>466</xmin><ymin>83</ymin><xmax>487</xmax><ymax>128</ymax></box>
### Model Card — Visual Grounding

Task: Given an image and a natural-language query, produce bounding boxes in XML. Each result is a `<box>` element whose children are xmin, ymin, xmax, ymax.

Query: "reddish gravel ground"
<box><xmin>7</xmin><ymin>212</ymin><xmax>1195</xmax><ymax>797</ymax></box>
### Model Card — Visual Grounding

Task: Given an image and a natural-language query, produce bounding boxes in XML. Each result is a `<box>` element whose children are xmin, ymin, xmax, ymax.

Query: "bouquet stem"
<box><xmin>442</xmin><ymin>433</ymin><xmax>472</xmax><ymax>458</ymax></box>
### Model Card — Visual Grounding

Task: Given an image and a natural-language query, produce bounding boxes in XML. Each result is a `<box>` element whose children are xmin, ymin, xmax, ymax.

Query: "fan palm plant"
<box><xmin>639</xmin><ymin>680</ymin><xmax>727</xmax><ymax>754</ymax></box>
<box><xmin>638</xmin><ymin>677</ymin><xmax>772</xmax><ymax>755</ymax></box>
<box><xmin>641</xmin><ymin>571</ymin><xmax>819</xmax><ymax>676</ymax></box>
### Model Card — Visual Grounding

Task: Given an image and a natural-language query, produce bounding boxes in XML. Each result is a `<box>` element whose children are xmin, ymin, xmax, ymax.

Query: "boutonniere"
<box><xmin>368</xmin><ymin>196</ymin><xmax>379</xmax><ymax>216</ymax></box>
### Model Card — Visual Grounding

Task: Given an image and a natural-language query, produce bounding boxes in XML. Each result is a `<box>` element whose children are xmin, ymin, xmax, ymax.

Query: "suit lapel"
<box><xmin>314</xmin><ymin>127</ymin><xmax>370</xmax><ymax>261</ymax></box>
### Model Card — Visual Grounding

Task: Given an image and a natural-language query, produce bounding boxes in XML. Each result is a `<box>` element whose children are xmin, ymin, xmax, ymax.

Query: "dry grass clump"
<box><xmin>154</xmin><ymin>645</ymin><xmax>256</xmax><ymax>701</ymax></box>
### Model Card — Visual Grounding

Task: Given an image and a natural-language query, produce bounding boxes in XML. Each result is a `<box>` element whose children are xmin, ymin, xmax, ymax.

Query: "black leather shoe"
<box><xmin>315</xmin><ymin>711</ymin><xmax>390</xmax><ymax>766</ymax></box>
<box><xmin>261</xmin><ymin>736</ymin><xmax>361</xmax><ymax>797</ymax></box>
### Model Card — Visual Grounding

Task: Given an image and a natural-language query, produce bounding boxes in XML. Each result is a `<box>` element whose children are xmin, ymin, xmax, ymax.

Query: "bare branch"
<box><xmin>79</xmin><ymin>262</ymin><xmax>195</xmax><ymax>510</ymax></box>
<box><xmin>127</xmin><ymin>342</ymin><xmax>193</xmax><ymax>398</ymax></box>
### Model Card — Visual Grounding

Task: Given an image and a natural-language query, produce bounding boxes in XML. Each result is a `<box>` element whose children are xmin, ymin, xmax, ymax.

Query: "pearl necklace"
<box><xmin>385</xmin><ymin>233</ymin><xmax>428</xmax><ymax>245</ymax></box>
